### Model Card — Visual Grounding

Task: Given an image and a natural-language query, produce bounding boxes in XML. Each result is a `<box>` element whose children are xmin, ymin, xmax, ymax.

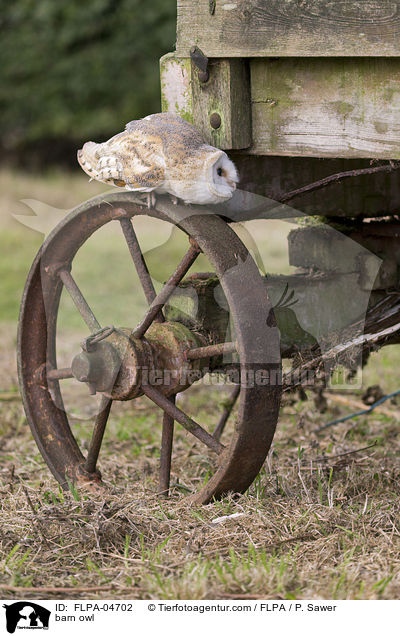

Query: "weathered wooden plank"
<box><xmin>161</xmin><ymin>54</ymin><xmax>251</xmax><ymax>149</ymax></box>
<box><xmin>177</xmin><ymin>0</ymin><xmax>400</xmax><ymax>57</ymax></box>
<box><xmin>191</xmin><ymin>59</ymin><xmax>251</xmax><ymax>149</ymax></box>
<box><xmin>160</xmin><ymin>53</ymin><xmax>193</xmax><ymax>122</ymax></box>
<box><xmin>161</xmin><ymin>54</ymin><xmax>400</xmax><ymax>158</ymax></box>
<box><xmin>249</xmin><ymin>58</ymin><xmax>400</xmax><ymax>158</ymax></box>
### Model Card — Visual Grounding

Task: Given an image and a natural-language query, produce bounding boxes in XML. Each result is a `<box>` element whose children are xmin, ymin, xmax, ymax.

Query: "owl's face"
<box><xmin>168</xmin><ymin>149</ymin><xmax>239</xmax><ymax>205</ymax></box>
<box><xmin>209</xmin><ymin>152</ymin><xmax>239</xmax><ymax>201</ymax></box>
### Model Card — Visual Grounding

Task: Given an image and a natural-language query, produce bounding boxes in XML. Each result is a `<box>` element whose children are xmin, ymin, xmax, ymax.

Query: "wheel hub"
<box><xmin>71</xmin><ymin>322</ymin><xmax>207</xmax><ymax>401</ymax></box>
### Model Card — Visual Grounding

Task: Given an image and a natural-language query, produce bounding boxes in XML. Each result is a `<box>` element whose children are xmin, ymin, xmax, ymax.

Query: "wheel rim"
<box><xmin>17</xmin><ymin>192</ymin><xmax>281</xmax><ymax>504</ymax></box>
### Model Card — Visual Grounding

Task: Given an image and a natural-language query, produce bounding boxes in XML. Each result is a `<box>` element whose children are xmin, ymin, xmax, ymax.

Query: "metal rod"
<box><xmin>213</xmin><ymin>384</ymin><xmax>240</xmax><ymax>441</ymax></box>
<box><xmin>280</xmin><ymin>161</ymin><xmax>400</xmax><ymax>204</ymax></box>
<box><xmin>142</xmin><ymin>384</ymin><xmax>224</xmax><ymax>455</ymax></box>
<box><xmin>119</xmin><ymin>217</ymin><xmax>163</xmax><ymax>323</ymax></box>
<box><xmin>84</xmin><ymin>396</ymin><xmax>112</xmax><ymax>473</ymax></box>
<box><xmin>186</xmin><ymin>342</ymin><xmax>237</xmax><ymax>361</ymax></box>
<box><xmin>47</xmin><ymin>367</ymin><xmax>74</xmax><ymax>381</ymax></box>
<box><xmin>59</xmin><ymin>269</ymin><xmax>101</xmax><ymax>332</ymax></box>
<box><xmin>159</xmin><ymin>394</ymin><xmax>175</xmax><ymax>496</ymax></box>
<box><xmin>133</xmin><ymin>244</ymin><xmax>200</xmax><ymax>339</ymax></box>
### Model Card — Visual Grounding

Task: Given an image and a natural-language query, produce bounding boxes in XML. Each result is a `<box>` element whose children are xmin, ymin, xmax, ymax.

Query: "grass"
<box><xmin>0</xmin><ymin>169</ymin><xmax>399</xmax><ymax>600</ymax></box>
<box><xmin>1</xmin><ymin>395</ymin><xmax>399</xmax><ymax>599</ymax></box>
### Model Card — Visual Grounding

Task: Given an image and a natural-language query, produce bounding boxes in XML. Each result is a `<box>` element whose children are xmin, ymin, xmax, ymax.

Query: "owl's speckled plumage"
<box><xmin>77</xmin><ymin>113</ymin><xmax>239</xmax><ymax>204</ymax></box>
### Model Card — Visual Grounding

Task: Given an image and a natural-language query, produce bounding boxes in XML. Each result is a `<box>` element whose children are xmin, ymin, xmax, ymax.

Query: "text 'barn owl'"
<box><xmin>77</xmin><ymin>113</ymin><xmax>238</xmax><ymax>205</ymax></box>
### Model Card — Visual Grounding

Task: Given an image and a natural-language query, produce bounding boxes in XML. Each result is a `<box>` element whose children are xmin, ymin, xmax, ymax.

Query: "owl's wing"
<box><xmin>125</xmin><ymin>112</ymin><xmax>182</xmax><ymax>129</ymax></box>
<box><xmin>95</xmin><ymin>129</ymin><xmax>166</xmax><ymax>192</ymax></box>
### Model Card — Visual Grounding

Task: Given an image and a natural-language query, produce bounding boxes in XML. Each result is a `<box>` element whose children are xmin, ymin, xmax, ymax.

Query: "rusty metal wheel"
<box><xmin>18</xmin><ymin>192</ymin><xmax>281</xmax><ymax>504</ymax></box>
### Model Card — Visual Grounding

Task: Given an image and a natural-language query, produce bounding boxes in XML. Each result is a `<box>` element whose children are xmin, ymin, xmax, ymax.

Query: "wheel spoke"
<box><xmin>133</xmin><ymin>243</ymin><xmax>201</xmax><ymax>338</ymax></box>
<box><xmin>186</xmin><ymin>342</ymin><xmax>237</xmax><ymax>361</ymax></box>
<box><xmin>159</xmin><ymin>394</ymin><xmax>175</xmax><ymax>496</ymax></box>
<box><xmin>142</xmin><ymin>384</ymin><xmax>224</xmax><ymax>455</ymax></box>
<box><xmin>84</xmin><ymin>395</ymin><xmax>112</xmax><ymax>473</ymax></box>
<box><xmin>58</xmin><ymin>269</ymin><xmax>101</xmax><ymax>332</ymax></box>
<box><xmin>213</xmin><ymin>385</ymin><xmax>240</xmax><ymax>441</ymax></box>
<box><xmin>47</xmin><ymin>367</ymin><xmax>74</xmax><ymax>381</ymax></box>
<box><xmin>119</xmin><ymin>217</ymin><xmax>163</xmax><ymax>322</ymax></box>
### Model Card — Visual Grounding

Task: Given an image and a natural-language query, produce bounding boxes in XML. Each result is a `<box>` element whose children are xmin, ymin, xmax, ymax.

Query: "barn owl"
<box><xmin>77</xmin><ymin>113</ymin><xmax>238</xmax><ymax>205</ymax></box>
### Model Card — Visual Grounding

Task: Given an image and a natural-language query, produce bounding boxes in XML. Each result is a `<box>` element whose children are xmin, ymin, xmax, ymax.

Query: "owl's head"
<box><xmin>206</xmin><ymin>151</ymin><xmax>239</xmax><ymax>202</ymax></box>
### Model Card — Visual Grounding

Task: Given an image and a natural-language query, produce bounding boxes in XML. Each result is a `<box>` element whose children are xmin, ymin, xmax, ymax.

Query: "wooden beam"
<box><xmin>192</xmin><ymin>59</ymin><xmax>251</xmax><ymax>149</ymax></box>
<box><xmin>249</xmin><ymin>57</ymin><xmax>400</xmax><ymax>158</ymax></box>
<box><xmin>160</xmin><ymin>53</ymin><xmax>193</xmax><ymax>123</ymax></box>
<box><xmin>177</xmin><ymin>0</ymin><xmax>400</xmax><ymax>57</ymax></box>
<box><xmin>161</xmin><ymin>54</ymin><xmax>400</xmax><ymax>158</ymax></box>
<box><xmin>161</xmin><ymin>54</ymin><xmax>251</xmax><ymax>149</ymax></box>
<box><xmin>229</xmin><ymin>154</ymin><xmax>400</xmax><ymax>217</ymax></box>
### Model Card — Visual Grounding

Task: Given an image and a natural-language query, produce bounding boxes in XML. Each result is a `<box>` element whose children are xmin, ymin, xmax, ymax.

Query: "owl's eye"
<box><xmin>217</xmin><ymin>167</ymin><xmax>223</xmax><ymax>177</ymax></box>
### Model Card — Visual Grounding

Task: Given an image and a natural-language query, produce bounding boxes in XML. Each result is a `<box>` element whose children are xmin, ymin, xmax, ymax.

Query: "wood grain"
<box><xmin>177</xmin><ymin>0</ymin><xmax>400</xmax><ymax>57</ymax></box>
<box><xmin>249</xmin><ymin>57</ymin><xmax>400</xmax><ymax>158</ymax></box>
<box><xmin>192</xmin><ymin>59</ymin><xmax>251</xmax><ymax>149</ymax></box>
<box><xmin>160</xmin><ymin>55</ymin><xmax>251</xmax><ymax>148</ymax></box>
<box><xmin>160</xmin><ymin>53</ymin><xmax>193</xmax><ymax>123</ymax></box>
<box><xmin>161</xmin><ymin>55</ymin><xmax>400</xmax><ymax>158</ymax></box>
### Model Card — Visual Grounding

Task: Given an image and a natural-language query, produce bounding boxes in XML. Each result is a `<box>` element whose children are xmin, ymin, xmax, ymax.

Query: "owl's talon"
<box><xmin>138</xmin><ymin>192</ymin><xmax>156</xmax><ymax>209</ymax></box>
<box><xmin>147</xmin><ymin>192</ymin><xmax>157</xmax><ymax>209</ymax></box>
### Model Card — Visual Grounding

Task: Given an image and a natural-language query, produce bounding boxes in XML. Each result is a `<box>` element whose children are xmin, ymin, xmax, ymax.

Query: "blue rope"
<box><xmin>314</xmin><ymin>389</ymin><xmax>400</xmax><ymax>434</ymax></box>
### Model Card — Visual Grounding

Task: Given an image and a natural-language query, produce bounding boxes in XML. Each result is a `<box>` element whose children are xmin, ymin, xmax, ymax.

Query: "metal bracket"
<box><xmin>190</xmin><ymin>46</ymin><xmax>209</xmax><ymax>83</ymax></box>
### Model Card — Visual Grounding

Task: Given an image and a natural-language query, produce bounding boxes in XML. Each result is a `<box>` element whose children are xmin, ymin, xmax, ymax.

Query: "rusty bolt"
<box><xmin>210</xmin><ymin>113</ymin><xmax>221</xmax><ymax>129</ymax></box>
<box><xmin>71</xmin><ymin>352</ymin><xmax>96</xmax><ymax>383</ymax></box>
<box><xmin>198</xmin><ymin>70</ymin><xmax>209</xmax><ymax>83</ymax></box>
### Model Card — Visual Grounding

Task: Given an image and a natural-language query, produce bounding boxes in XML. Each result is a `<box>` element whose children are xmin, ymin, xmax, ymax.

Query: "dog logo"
<box><xmin>3</xmin><ymin>602</ymin><xmax>50</xmax><ymax>633</ymax></box>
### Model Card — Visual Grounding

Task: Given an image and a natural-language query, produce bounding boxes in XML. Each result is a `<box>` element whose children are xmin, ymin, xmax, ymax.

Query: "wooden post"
<box><xmin>191</xmin><ymin>59</ymin><xmax>251</xmax><ymax>149</ymax></box>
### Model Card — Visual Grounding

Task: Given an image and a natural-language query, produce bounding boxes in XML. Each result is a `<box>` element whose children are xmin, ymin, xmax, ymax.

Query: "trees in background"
<box><xmin>0</xmin><ymin>0</ymin><xmax>176</xmax><ymax>166</ymax></box>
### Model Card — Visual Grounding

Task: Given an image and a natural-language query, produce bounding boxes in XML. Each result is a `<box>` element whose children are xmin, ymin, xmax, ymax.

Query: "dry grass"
<box><xmin>1</xmin><ymin>377</ymin><xmax>399</xmax><ymax>601</ymax></box>
<box><xmin>0</xmin><ymin>169</ymin><xmax>399</xmax><ymax>601</ymax></box>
